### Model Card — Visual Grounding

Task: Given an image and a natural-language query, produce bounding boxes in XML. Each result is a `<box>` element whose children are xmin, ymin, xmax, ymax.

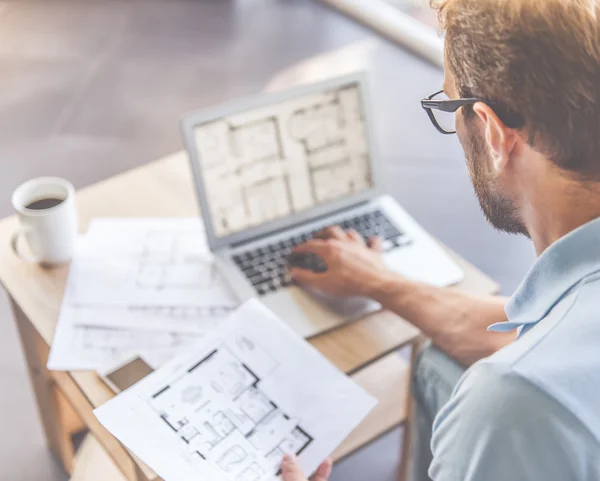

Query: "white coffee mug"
<box><xmin>11</xmin><ymin>177</ymin><xmax>78</xmax><ymax>265</ymax></box>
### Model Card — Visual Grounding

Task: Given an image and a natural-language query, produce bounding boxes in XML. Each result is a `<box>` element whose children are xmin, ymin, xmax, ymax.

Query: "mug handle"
<box><xmin>11</xmin><ymin>227</ymin><xmax>40</xmax><ymax>263</ymax></box>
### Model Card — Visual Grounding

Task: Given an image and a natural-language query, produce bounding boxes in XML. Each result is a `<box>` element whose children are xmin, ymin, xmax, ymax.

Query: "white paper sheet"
<box><xmin>67</xmin><ymin>218</ymin><xmax>239</xmax><ymax>309</ymax></box>
<box><xmin>94</xmin><ymin>300</ymin><xmax>377</xmax><ymax>481</ymax></box>
<box><xmin>47</xmin><ymin>305</ymin><xmax>203</xmax><ymax>371</ymax></box>
<box><xmin>68</xmin><ymin>303</ymin><xmax>234</xmax><ymax>335</ymax></box>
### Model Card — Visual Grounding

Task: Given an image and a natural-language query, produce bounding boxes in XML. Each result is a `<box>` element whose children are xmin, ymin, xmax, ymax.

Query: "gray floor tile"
<box><xmin>331</xmin><ymin>427</ymin><xmax>404</xmax><ymax>481</ymax></box>
<box><xmin>0</xmin><ymin>58</ymin><xmax>86</xmax><ymax>140</ymax></box>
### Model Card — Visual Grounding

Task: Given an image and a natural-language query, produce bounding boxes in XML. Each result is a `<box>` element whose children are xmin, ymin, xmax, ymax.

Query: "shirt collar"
<box><xmin>489</xmin><ymin>216</ymin><xmax>600</xmax><ymax>333</ymax></box>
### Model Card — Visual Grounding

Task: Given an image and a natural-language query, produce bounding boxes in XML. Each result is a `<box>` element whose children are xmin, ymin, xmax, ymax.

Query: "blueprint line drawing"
<box><xmin>46</xmin><ymin>306</ymin><xmax>203</xmax><ymax>372</ymax></box>
<box><xmin>130</xmin><ymin>304</ymin><xmax>234</xmax><ymax>320</ymax></box>
<box><xmin>136</xmin><ymin>231</ymin><xmax>222</xmax><ymax>291</ymax></box>
<box><xmin>72</xmin><ymin>325</ymin><xmax>198</xmax><ymax>369</ymax></box>
<box><xmin>66</xmin><ymin>303</ymin><xmax>232</xmax><ymax>335</ymax></box>
<box><xmin>288</xmin><ymin>86</ymin><xmax>370</xmax><ymax>205</ymax></box>
<box><xmin>194</xmin><ymin>84</ymin><xmax>373</xmax><ymax>237</ymax></box>
<box><xmin>67</xmin><ymin>219</ymin><xmax>239</xmax><ymax>309</ymax></box>
<box><xmin>148</xmin><ymin>340</ymin><xmax>312</xmax><ymax>481</ymax></box>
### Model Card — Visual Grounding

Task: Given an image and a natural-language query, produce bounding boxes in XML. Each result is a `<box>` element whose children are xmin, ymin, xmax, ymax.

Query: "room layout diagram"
<box><xmin>75</xmin><ymin>325</ymin><xmax>193</xmax><ymax>356</ymax></box>
<box><xmin>135</xmin><ymin>230</ymin><xmax>222</xmax><ymax>291</ymax></box>
<box><xmin>148</xmin><ymin>336</ymin><xmax>313</xmax><ymax>481</ymax></box>
<box><xmin>194</xmin><ymin>83</ymin><xmax>373</xmax><ymax>237</ymax></box>
<box><xmin>68</xmin><ymin>219</ymin><xmax>239</xmax><ymax>309</ymax></box>
<box><xmin>47</xmin><ymin>316</ymin><xmax>201</xmax><ymax>372</ymax></box>
<box><xmin>128</xmin><ymin>304</ymin><xmax>234</xmax><ymax>325</ymax></box>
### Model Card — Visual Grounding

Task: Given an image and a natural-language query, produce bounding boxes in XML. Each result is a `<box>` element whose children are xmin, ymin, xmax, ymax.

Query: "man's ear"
<box><xmin>472</xmin><ymin>102</ymin><xmax>518</xmax><ymax>173</ymax></box>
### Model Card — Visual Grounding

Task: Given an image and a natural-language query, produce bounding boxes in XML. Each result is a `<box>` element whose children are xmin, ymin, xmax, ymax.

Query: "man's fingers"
<box><xmin>289</xmin><ymin>268</ymin><xmax>321</xmax><ymax>285</ymax></box>
<box><xmin>280</xmin><ymin>454</ymin><xmax>332</xmax><ymax>481</ymax></box>
<box><xmin>347</xmin><ymin>229</ymin><xmax>365</xmax><ymax>244</ymax></box>
<box><xmin>368</xmin><ymin>236</ymin><xmax>383</xmax><ymax>252</ymax></box>
<box><xmin>292</xmin><ymin>240</ymin><xmax>330</xmax><ymax>256</ymax></box>
<box><xmin>312</xmin><ymin>458</ymin><xmax>333</xmax><ymax>481</ymax></box>
<box><xmin>323</xmin><ymin>226</ymin><xmax>347</xmax><ymax>241</ymax></box>
<box><xmin>313</xmin><ymin>229</ymin><xmax>329</xmax><ymax>240</ymax></box>
<box><xmin>281</xmin><ymin>454</ymin><xmax>305</xmax><ymax>481</ymax></box>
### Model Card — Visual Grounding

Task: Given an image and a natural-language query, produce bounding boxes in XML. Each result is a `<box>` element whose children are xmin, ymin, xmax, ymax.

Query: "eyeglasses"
<box><xmin>421</xmin><ymin>89</ymin><xmax>525</xmax><ymax>135</ymax></box>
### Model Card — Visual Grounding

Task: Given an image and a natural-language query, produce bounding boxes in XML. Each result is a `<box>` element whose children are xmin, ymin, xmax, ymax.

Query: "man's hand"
<box><xmin>281</xmin><ymin>454</ymin><xmax>332</xmax><ymax>481</ymax></box>
<box><xmin>290</xmin><ymin>226</ymin><xmax>391</xmax><ymax>298</ymax></box>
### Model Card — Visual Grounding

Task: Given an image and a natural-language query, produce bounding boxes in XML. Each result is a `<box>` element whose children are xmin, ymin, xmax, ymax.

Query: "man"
<box><xmin>281</xmin><ymin>0</ymin><xmax>600</xmax><ymax>479</ymax></box>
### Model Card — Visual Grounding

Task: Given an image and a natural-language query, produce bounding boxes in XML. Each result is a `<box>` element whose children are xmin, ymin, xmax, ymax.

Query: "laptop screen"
<box><xmin>192</xmin><ymin>82</ymin><xmax>373</xmax><ymax>238</ymax></box>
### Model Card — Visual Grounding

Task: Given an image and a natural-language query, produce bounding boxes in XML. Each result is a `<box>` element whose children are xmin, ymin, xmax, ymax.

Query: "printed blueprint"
<box><xmin>95</xmin><ymin>300</ymin><xmax>377</xmax><ymax>481</ymax></box>
<box><xmin>46</xmin><ymin>306</ymin><xmax>202</xmax><ymax>371</ymax></box>
<box><xmin>67</xmin><ymin>218</ymin><xmax>239</xmax><ymax>309</ymax></box>
<box><xmin>47</xmin><ymin>219</ymin><xmax>238</xmax><ymax>371</ymax></box>
<box><xmin>194</xmin><ymin>83</ymin><xmax>373</xmax><ymax>237</ymax></box>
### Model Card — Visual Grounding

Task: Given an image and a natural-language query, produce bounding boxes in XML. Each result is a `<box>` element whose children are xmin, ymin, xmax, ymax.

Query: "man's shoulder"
<box><xmin>435</xmin><ymin>362</ymin><xmax>583</xmax><ymax>433</ymax></box>
<box><xmin>483</xmin><ymin>278</ymin><xmax>600</xmax><ymax>436</ymax></box>
<box><xmin>430</xmin><ymin>363</ymin><xmax>600</xmax><ymax>480</ymax></box>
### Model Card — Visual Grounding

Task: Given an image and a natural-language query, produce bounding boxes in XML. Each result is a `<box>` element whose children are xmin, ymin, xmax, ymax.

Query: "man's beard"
<box><xmin>460</xmin><ymin>121</ymin><xmax>529</xmax><ymax>236</ymax></box>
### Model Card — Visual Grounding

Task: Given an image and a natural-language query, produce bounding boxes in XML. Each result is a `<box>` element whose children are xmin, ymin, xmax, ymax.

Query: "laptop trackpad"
<box><xmin>302</xmin><ymin>286</ymin><xmax>381</xmax><ymax>319</ymax></box>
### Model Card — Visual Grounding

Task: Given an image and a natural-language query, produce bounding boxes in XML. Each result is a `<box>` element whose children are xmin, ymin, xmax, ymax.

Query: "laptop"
<box><xmin>181</xmin><ymin>73</ymin><xmax>464</xmax><ymax>338</ymax></box>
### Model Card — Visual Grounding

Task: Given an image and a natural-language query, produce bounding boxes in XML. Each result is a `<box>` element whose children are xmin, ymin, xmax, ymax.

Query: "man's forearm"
<box><xmin>367</xmin><ymin>273</ymin><xmax>515</xmax><ymax>367</ymax></box>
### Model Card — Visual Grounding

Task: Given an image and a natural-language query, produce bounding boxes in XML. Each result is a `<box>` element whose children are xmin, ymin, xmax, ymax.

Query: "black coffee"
<box><xmin>25</xmin><ymin>197</ymin><xmax>65</xmax><ymax>210</ymax></box>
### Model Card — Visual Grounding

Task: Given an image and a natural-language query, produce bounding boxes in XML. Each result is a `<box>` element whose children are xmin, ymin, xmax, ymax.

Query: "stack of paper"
<box><xmin>47</xmin><ymin>218</ymin><xmax>239</xmax><ymax>372</ymax></box>
<box><xmin>53</xmin><ymin>219</ymin><xmax>379</xmax><ymax>478</ymax></box>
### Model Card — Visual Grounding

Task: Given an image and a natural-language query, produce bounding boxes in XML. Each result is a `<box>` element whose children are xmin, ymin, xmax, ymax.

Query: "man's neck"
<box><xmin>524</xmin><ymin>175</ymin><xmax>600</xmax><ymax>255</ymax></box>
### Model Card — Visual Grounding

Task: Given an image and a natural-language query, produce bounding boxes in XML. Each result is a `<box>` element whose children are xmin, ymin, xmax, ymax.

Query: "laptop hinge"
<box><xmin>230</xmin><ymin>201</ymin><xmax>372</xmax><ymax>249</ymax></box>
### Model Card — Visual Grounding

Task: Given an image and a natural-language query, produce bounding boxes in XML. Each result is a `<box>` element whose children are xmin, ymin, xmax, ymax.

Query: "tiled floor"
<box><xmin>0</xmin><ymin>0</ymin><xmax>536</xmax><ymax>480</ymax></box>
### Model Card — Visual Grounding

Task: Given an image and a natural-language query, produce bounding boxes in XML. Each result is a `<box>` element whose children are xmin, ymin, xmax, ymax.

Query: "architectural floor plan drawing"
<box><xmin>150</xmin><ymin>343</ymin><xmax>313</xmax><ymax>480</ymax></box>
<box><xmin>68</xmin><ymin>219</ymin><xmax>239</xmax><ymax>309</ymax></box>
<box><xmin>193</xmin><ymin>83</ymin><xmax>373</xmax><ymax>238</ymax></box>
<box><xmin>47</xmin><ymin>305</ymin><xmax>202</xmax><ymax>371</ymax></box>
<box><xmin>47</xmin><ymin>301</ymin><xmax>229</xmax><ymax>371</ymax></box>
<box><xmin>103</xmin><ymin>304</ymin><xmax>234</xmax><ymax>333</ymax></box>
<box><xmin>95</xmin><ymin>301</ymin><xmax>378</xmax><ymax>481</ymax></box>
<box><xmin>135</xmin><ymin>230</ymin><xmax>221</xmax><ymax>291</ymax></box>
<box><xmin>70</xmin><ymin>324</ymin><xmax>198</xmax><ymax>370</ymax></box>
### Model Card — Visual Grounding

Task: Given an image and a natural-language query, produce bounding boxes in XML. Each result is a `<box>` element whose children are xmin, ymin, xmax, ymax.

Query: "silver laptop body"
<box><xmin>181</xmin><ymin>73</ymin><xmax>464</xmax><ymax>338</ymax></box>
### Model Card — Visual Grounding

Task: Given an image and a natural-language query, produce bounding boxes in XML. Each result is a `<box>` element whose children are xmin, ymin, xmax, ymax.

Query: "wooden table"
<box><xmin>0</xmin><ymin>152</ymin><xmax>498</xmax><ymax>480</ymax></box>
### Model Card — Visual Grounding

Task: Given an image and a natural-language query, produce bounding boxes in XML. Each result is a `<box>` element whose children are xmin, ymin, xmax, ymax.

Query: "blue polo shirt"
<box><xmin>429</xmin><ymin>218</ymin><xmax>600</xmax><ymax>480</ymax></box>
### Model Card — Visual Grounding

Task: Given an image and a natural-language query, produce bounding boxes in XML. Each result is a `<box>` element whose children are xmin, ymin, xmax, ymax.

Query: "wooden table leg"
<box><xmin>52</xmin><ymin>370</ymin><xmax>154</xmax><ymax>481</ymax></box>
<box><xmin>10</xmin><ymin>298</ymin><xmax>83</xmax><ymax>475</ymax></box>
<box><xmin>70</xmin><ymin>434</ymin><xmax>129</xmax><ymax>481</ymax></box>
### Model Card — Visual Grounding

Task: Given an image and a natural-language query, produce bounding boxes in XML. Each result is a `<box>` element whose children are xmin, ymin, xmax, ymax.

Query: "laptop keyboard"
<box><xmin>232</xmin><ymin>210</ymin><xmax>412</xmax><ymax>296</ymax></box>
